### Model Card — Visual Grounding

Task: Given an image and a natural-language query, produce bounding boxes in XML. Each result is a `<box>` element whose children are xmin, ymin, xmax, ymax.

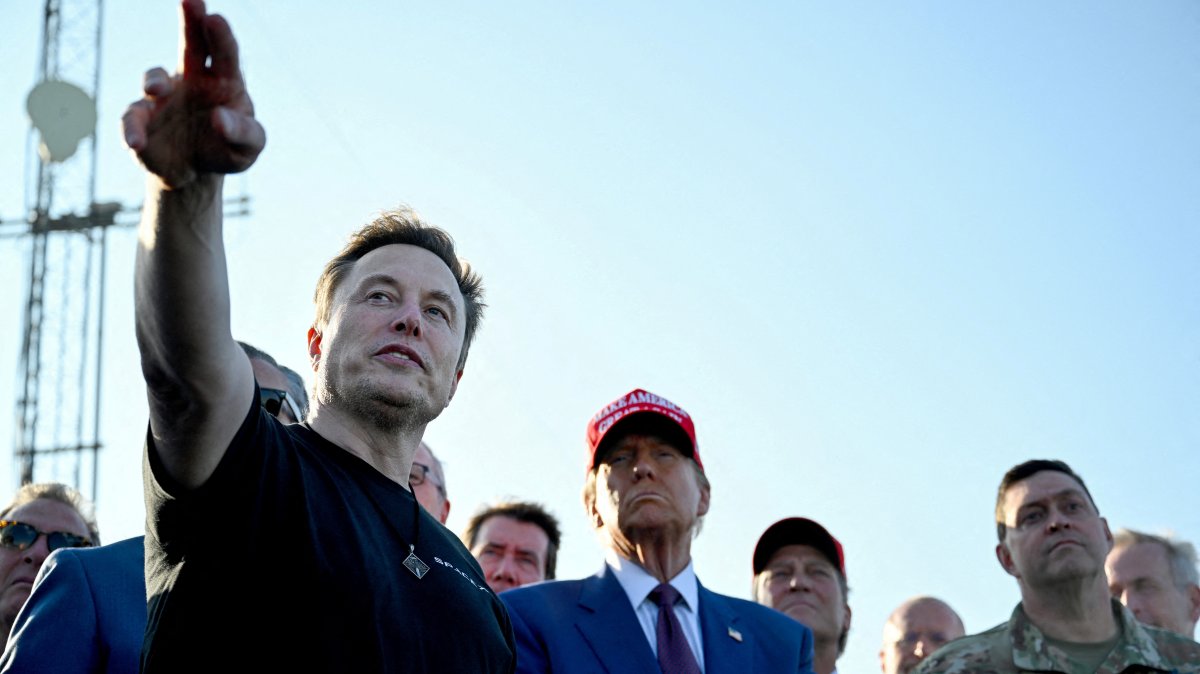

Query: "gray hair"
<box><xmin>419</xmin><ymin>442</ymin><xmax>447</xmax><ymax>497</ymax></box>
<box><xmin>237</xmin><ymin>340</ymin><xmax>278</xmax><ymax>368</ymax></box>
<box><xmin>0</xmin><ymin>482</ymin><xmax>100</xmax><ymax>545</ymax></box>
<box><xmin>237</xmin><ymin>340</ymin><xmax>309</xmax><ymax>417</ymax></box>
<box><xmin>279</xmin><ymin>364</ymin><xmax>310</xmax><ymax>417</ymax></box>
<box><xmin>1113</xmin><ymin>528</ymin><xmax>1200</xmax><ymax>589</ymax></box>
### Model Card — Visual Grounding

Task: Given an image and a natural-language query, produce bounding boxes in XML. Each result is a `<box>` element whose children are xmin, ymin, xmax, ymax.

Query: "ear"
<box><xmin>588</xmin><ymin>506</ymin><xmax>603</xmax><ymax>529</ymax></box>
<box><xmin>583</xmin><ymin>480</ymin><xmax>603</xmax><ymax>529</ymax></box>
<box><xmin>1187</xmin><ymin>583</ymin><xmax>1200</xmax><ymax>623</ymax></box>
<box><xmin>996</xmin><ymin>541</ymin><xmax>1018</xmax><ymax>578</ymax></box>
<box><xmin>438</xmin><ymin>498</ymin><xmax>451</xmax><ymax>525</ymax></box>
<box><xmin>1100</xmin><ymin>516</ymin><xmax>1113</xmax><ymax>552</ymax></box>
<box><xmin>446</xmin><ymin>368</ymin><xmax>463</xmax><ymax>404</ymax></box>
<box><xmin>843</xmin><ymin>601</ymin><xmax>853</xmax><ymax>632</ymax></box>
<box><xmin>696</xmin><ymin>479</ymin><xmax>711</xmax><ymax>519</ymax></box>
<box><xmin>306</xmin><ymin>326</ymin><xmax>322</xmax><ymax>370</ymax></box>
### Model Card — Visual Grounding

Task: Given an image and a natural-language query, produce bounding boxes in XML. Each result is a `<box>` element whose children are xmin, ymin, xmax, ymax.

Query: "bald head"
<box><xmin>879</xmin><ymin>596</ymin><xmax>965</xmax><ymax>674</ymax></box>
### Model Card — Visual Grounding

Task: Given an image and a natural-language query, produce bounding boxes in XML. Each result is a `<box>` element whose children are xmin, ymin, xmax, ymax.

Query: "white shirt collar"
<box><xmin>605</xmin><ymin>548</ymin><xmax>699</xmax><ymax>612</ymax></box>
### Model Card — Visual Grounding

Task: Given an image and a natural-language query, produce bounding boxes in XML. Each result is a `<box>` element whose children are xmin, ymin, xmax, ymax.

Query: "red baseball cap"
<box><xmin>585</xmin><ymin>388</ymin><xmax>702</xmax><ymax>472</ymax></box>
<box><xmin>753</xmin><ymin>517</ymin><xmax>846</xmax><ymax>579</ymax></box>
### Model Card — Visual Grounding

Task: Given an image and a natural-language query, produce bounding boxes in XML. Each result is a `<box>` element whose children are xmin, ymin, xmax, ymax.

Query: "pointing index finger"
<box><xmin>178</xmin><ymin>0</ymin><xmax>210</xmax><ymax>78</ymax></box>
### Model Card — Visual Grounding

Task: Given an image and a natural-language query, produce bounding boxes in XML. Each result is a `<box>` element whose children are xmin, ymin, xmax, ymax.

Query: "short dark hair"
<box><xmin>313</xmin><ymin>207</ymin><xmax>486</xmax><ymax>369</ymax></box>
<box><xmin>995</xmin><ymin>459</ymin><xmax>1098</xmax><ymax>541</ymax></box>
<box><xmin>463</xmin><ymin>501</ymin><xmax>562</xmax><ymax>579</ymax></box>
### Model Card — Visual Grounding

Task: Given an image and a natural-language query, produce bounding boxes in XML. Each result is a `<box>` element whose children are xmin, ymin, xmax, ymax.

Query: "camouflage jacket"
<box><xmin>912</xmin><ymin>600</ymin><xmax>1200</xmax><ymax>674</ymax></box>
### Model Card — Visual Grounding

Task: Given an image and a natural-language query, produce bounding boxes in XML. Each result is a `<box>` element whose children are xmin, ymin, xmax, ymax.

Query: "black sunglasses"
<box><xmin>260</xmin><ymin>387</ymin><xmax>303</xmax><ymax>422</ymax></box>
<box><xmin>0</xmin><ymin>519</ymin><xmax>93</xmax><ymax>553</ymax></box>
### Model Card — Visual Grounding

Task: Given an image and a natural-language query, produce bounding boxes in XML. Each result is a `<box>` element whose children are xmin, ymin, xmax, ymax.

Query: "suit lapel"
<box><xmin>575</xmin><ymin>566</ymin><xmax>660</xmax><ymax>674</ymax></box>
<box><xmin>698</xmin><ymin>582</ymin><xmax>752</xmax><ymax>672</ymax></box>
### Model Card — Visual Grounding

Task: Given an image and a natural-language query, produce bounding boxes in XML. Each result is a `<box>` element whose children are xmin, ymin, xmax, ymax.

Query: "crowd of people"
<box><xmin>0</xmin><ymin>1</ymin><xmax>1196</xmax><ymax>672</ymax></box>
<box><xmin>3</xmin><ymin>388</ymin><xmax>1199</xmax><ymax>674</ymax></box>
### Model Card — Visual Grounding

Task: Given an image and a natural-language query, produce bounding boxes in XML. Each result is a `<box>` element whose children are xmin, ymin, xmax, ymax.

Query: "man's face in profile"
<box><xmin>410</xmin><ymin>443</ymin><xmax>449</xmax><ymax>523</ymax></box>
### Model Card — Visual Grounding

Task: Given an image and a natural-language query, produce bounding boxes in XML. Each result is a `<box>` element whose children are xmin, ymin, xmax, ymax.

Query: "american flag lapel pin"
<box><xmin>728</xmin><ymin>626</ymin><xmax>743</xmax><ymax>642</ymax></box>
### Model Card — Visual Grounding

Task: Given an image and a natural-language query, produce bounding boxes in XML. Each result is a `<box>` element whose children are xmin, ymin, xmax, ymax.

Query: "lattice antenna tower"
<box><xmin>3</xmin><ymin>2</ymin><xmax>252</xmax><ymax>502</ymax></box>
<box><xmin>2</xmin><ymin>0</ymin><xmax>125</xmax><ymax>499</ymax></box>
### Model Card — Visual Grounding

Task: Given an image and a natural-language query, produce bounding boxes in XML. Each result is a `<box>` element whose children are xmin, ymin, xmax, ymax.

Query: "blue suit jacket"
<box><xmin>0</xmin><ymin>535</ymin><xmax>145</xmax><ymax>674</ymax></box>
<box><xmin>501</xmin><ymin>565</ymin><xmax>814</xmax><ymax>674</ymax></box>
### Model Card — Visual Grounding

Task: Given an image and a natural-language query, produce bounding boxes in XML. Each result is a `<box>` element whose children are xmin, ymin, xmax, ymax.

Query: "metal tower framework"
<box><xmin>2</xmin><ymin>1</ymin><xmax>252</xmax><ymax>503</ymax></box>
<box><xmin>5</xmin><ymin>0</ymin><xmax>116</xmax><ymax>499</ymax></box>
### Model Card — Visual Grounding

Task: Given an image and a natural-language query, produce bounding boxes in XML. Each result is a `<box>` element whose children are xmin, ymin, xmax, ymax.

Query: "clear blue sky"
<box><xmin>2</xmin><ymin>2</ymin><xmax>1199</xmax><ymax>672</ymax></box>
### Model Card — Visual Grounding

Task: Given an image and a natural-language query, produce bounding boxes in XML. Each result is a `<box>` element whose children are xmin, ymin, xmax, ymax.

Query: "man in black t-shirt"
<box><xmin>121</xmin><ymin>1</ymin><xmax>513</xmax><ymax>671</ymax></box>
<box><xmin>0</xmin><ymin>342</ymin><xmax>316</xmax><ymax>674</ymax></box>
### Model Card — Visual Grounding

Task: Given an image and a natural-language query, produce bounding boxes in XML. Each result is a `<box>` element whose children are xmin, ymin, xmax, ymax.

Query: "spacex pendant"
<box><xmin>403</xmin><ymin>551</ymin><xmax>430</xmax><ymax>579</ymax></box>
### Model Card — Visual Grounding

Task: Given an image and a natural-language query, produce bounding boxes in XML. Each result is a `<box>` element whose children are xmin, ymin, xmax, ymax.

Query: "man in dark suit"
<box><xmin>501</xmin><ymin>388</ymin><xmax>815</xmax><ymax>674</ymax></box>
<box><xmin>0</xmin><ymin>536</ymin><xmax>142</xmax><ymax>674</ymax></box>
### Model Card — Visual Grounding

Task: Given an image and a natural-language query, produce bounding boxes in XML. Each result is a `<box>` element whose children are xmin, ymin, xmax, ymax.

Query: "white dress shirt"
<box><xmin>605</xmin><ymin>549</ymin><xmax>706</xmax><ymax>672</ymax></box>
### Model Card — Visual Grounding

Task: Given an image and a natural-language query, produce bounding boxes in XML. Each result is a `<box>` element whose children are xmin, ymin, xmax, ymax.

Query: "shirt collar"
<box><xmin>605</xmin><ymin>549</ymin><xmax>700</xmax><ymax>611</ymax></box>
<box><xmin>1108</xmin><ymin>599</ymin><xmax>1172</xmax><ymax>671</ymax></box>
<box><xmin>1008</xmin><ymin>599</ymin><xmax>1170</xmax><ymax>672</ymax></box>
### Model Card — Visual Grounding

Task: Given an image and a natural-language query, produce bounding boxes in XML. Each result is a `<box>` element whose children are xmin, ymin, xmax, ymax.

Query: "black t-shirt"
<box><xmin>142</xmin><ymin>389</ymin><xmax>515</xmax><ymax>673</ymax></box>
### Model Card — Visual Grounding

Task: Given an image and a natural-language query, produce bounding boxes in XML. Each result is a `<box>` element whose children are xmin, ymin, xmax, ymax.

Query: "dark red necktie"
<box><xmin>650</xmin><ymin>583</ymin><xmax>701</xmax><ymax>674</ymax></box>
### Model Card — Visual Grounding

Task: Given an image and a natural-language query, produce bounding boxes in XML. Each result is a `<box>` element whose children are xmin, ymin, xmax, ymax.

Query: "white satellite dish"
<box><xmin>26</xmin><ymin>79</ymin><xmax>97</xmax><ymax>164</ymax></box>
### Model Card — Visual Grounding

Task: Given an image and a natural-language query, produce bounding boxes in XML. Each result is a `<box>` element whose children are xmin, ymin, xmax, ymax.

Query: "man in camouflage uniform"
<box><xmin>914</xmin><ymin>459</ymin><xmax>1200</xmax><ymax>674</ymax></box>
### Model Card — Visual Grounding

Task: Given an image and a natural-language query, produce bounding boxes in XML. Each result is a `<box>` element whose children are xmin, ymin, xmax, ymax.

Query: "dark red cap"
<box><xmin>753</xmin><ymin>517</ymin><xmax>846</xmax><ymax>578</ymax></box>
<box><xmin>585</xmin><ymin>388</ymin><xmax>702</xmax><ymax>472</ymax></box>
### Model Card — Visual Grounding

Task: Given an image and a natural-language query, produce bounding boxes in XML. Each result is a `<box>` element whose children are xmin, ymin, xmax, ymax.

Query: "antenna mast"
<box><xmin>6</xmin><ymin>0</ymin><xmax>120</xmax><ymax>499</ymax></box>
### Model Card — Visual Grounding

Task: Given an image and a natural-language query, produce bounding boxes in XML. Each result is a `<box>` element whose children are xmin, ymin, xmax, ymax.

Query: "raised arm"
<box><xmin>124</xmin><ymin>0</ymin><xmax>266</xmax><ymax>490</ymax></box>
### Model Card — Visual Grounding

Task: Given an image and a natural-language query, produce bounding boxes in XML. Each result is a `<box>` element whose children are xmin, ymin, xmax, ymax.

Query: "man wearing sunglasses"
<box><xmin>0</xmin><ymin>344</ymin><xmax>305</xmax><ymax>674</ymax></box>
<box><xmin>120</xmin><ymin>2</ymin><xmax>512</xmax><ymax>672</ymax></box>
<box><xmin>0</xmin><ymin>482</ymin><xmax>97</xmax><ymax>649</ymax></box>
<box><xmin>239</xmin><ymin>340</ymin><xmax>309</xmax><ymax>425</ymax></box>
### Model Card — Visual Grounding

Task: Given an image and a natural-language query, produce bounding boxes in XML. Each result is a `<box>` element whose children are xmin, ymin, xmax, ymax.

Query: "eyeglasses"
<box><xmin>410</xmin><ymin>461</ymin><xmax>445</xmax><ymax>496</ymax></box>
<box><xmin>0</xmin><ymin>520</ymin><xmax>93</xmax><ymax>553</ymax></box>
<box><xmin>260</xmin><ymin>387</ymin><xmax>303</xmax><ymax>423</ymax></box>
